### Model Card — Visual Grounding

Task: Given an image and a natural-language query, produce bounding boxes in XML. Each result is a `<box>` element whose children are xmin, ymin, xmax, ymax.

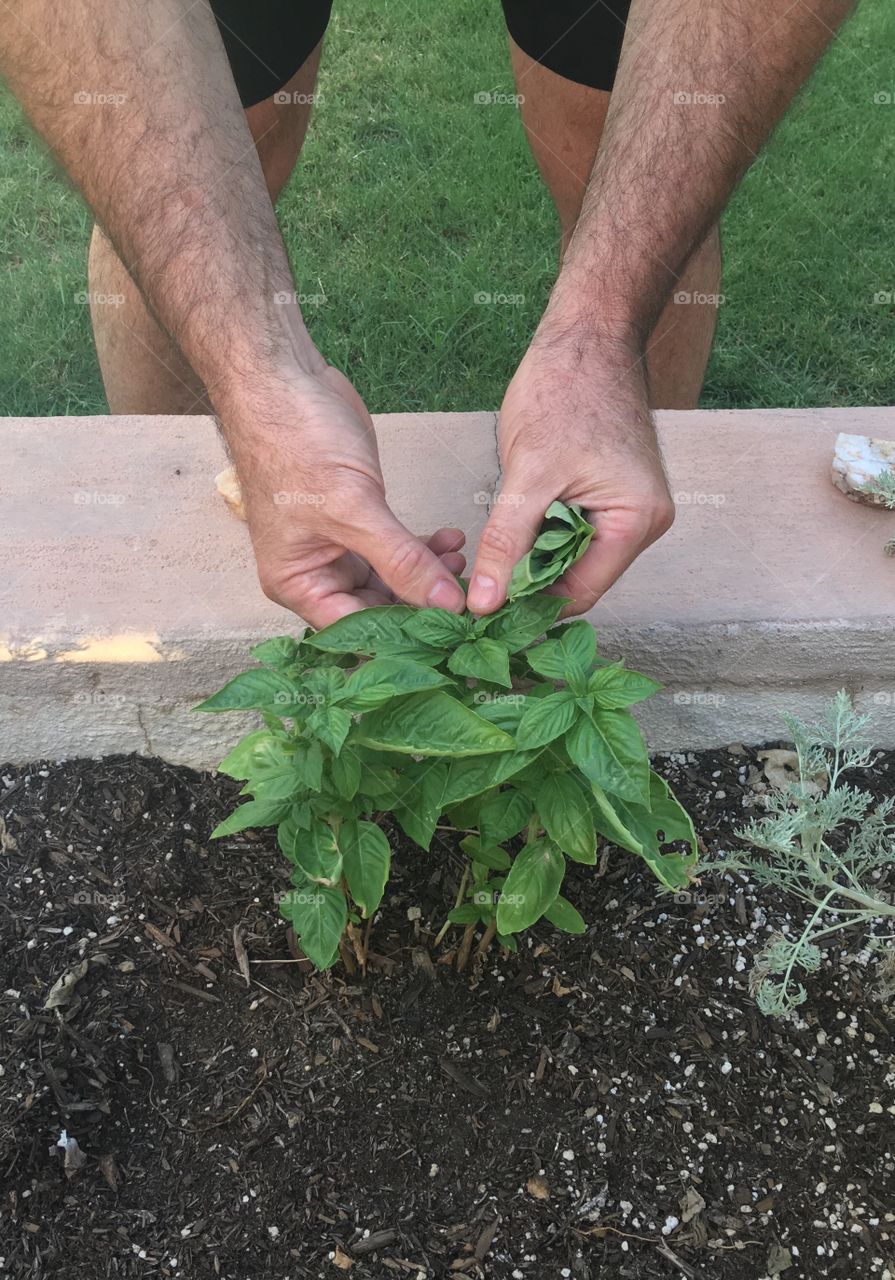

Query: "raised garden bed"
<box><xmin>2</xmin><ymin>747</ymin><xmax>893</xmax><ymax>1280</ymax></box>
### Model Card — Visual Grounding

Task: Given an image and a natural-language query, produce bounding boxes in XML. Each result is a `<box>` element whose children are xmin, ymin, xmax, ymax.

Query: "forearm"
<box><xmin>0</xmin><ymin>0</ymin><xmax>323</xmax><ymax>412</ymax></box>
<box><xmin>548</xmin><ymin>0</ymin><xmax>855</xmax><ymax>343</ymax></box>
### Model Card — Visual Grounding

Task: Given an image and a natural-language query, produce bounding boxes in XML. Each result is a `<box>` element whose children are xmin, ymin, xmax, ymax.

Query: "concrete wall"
<box><xmin>2</xmin><ymin>407</ymin><xmax>894</xmax><ymax>765</ymax></box>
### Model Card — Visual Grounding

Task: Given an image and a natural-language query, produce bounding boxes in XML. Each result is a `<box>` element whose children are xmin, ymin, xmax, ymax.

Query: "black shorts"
<box><xmin>211</xmin><ymin>0</ymin><xmax>631</xmax><ymax>109</ymax></box>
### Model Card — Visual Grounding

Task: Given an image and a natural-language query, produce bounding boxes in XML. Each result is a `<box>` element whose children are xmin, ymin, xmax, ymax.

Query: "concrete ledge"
<box><xmin>2</xmin><ymin>407</ymin><xmax>894</xmax><ymax>765</ymax></box>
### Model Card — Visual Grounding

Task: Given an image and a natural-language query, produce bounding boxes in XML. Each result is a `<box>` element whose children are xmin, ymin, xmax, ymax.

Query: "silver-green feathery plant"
<box><xmin>702</xmin><ymin>691</ymin><xmax>895</xmax><ymax>1017</ymax></box>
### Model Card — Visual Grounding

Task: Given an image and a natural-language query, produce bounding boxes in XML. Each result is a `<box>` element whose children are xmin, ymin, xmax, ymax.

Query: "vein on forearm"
<box><xmin>554</xmin><ymin>0</ymin><xmax>857</xmax><ymax>340</ymax></box>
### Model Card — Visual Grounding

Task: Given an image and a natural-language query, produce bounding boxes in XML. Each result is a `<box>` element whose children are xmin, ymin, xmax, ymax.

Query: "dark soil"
<box><xmin>1</xmin><ymin>745</ymin><xmax>893</xmax><ymax>1280</ymax></box>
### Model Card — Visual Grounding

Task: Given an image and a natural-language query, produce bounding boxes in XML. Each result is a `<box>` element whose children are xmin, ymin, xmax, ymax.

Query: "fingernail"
<box><xmin>427</xmin><ymin>578</ymin><xmax>464</xmax><ymax>611</ymax></box>
<box><xmin>469</xmin><ymin>574</ymin><xmax>498</xmax><ymax>610</ymax></box>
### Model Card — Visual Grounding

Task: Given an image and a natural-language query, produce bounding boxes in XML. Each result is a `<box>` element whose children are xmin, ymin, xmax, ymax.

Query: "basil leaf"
<box><xmin>460</xmin><ymin>836</ymin><xmax>512</xmax><ymax>871</ymax></box>
<box><xmin>394</xmin><ymin>761</ymin><xmax>448</xmax><ymax>850</ymax></box>
<box><xmin>516</xmin><ymin>691</ymin><xmax>577</xmax><ymax>750</ymax></box>
<box><xmin>293</xmin><ymin>740</ymin><xmax>324</xmax><ymax>792</ymax></box>
<box><xmin>536</xmin><ymin>772</ymin><xmax>596</xmax><ymax>864</ymax></box>
<box><xmin>249</xmin><ymin>635</ymin><xmax>300</xmax><ymax>669</ymax></box>
<box><xmin>402</xmin><ymin>608</ymin><xmax>470</xmax><ymax>647</ymax></box>
<box><xmin>196</xmin><ymin>669</ymin><xmax>299</xmax><ymax>714</ymax></box>
<box><xmin>285</xmin><ymin>878</ymin><xmax>346</xmax><ymax>970</ymax></box>
<box><xmin>304</xmin><ymin>705</ymin><xmax>350</xmax><ymax>756</ymax></box>
<box><xmin>532</xmin><ymin>528</ymin><xmax>578</xmax><ymax>550</ymax></box>
<box><xmin>354</xmin><ymin>690</ymin><xmax>515</xmax><ymax>757</ymax></box>
<box><xmin>470</xmin><ymin>694</ymin><xmax>528</xmax><ymax>733</ymax></box>
<box><xmin>589</xmin><ymin>664</ymin><xmax>662</xmax><ymax>709</ymax></box>
<box><xmin>340</xmin><ymin>819</ymin><xmax>390</xmax><ymax>917</ymax></box>
<box><xmin>507</xmin><ymin>502</ymin><xmax>594</xmax><ymax>600</ymax></box>
<box><xmin>241</xmin><ymin>765</ymin><xmax>304</xmax><ymax>805</ymax></box>
<box><xmin>525</xmin><ymin>638</ymin><xmax>567</xmax><ymax>682</ymax></box>
<box><xmin>479</xmin><ymin>789</ymin><xmax>532</xmax><ymax>847</ymax></box>
<box><xmin>479</xmin><ymin>592</ymin><xmax>565</xmax><ymax>652</ymax></box>
<box><xmin>496</xmin><ymin>838</ymin><xmax>565</xmax><ymax>934</ymax></box>
<box><xmin>357</xmin><ymin>762</ymin><xmax>403</xmax><ymax>802</ymax></box>
<box><xmin>526</xmin><ymin>621</ymin><xmax>596</xmax><ymax>686</ymax></box>
<box><xmin>217</xmin><ymin>729</ymin><xmax>282</xmax><ymax>780</ymax></box>
<box><xmin>448</xmin><ymin>638</ymin><xmax>512</xmax><ymax>688</ymax></box>
<box><xmin>543</xmin><ymin>895</ymin><xmax>587</xmax><ymax>935</ymax></box>
<box><xmin>337</xmin><ymin>656</ymin><xmax>452</xmax><ymax>711</ymax></box>
<box><xmin>304</xmin><ymin>605</ymin><xmax>416</xmax><ymax>654</ymax></box>
<box><xmin>448</xmin><ymin>904</ymin><xmax>482</xmax><ymax>925</ymax></box>
<box><xmin>330</xmin><ymin>748</ymin><xmax>361</xmax><ymax>800</ymax></box>
<box><xmin>210</xmin><ymin>796</ymin><xmax>289</xmax><ymax>838</ymax></box>
<box><xmin>588</xmin><ymin>775</ymin><xmax>696</xmax><ymax>890</ymax></box>
<box><xmin>277</xmin><ymin>803</ymin><xmax>306</xmax><ymax>859</ymax></box>
<box><xmin>442</xmin><ymin>748</ymin><xmax>542</xmax><ymax>806</ymax></box>
<box><xmin>558</xmin><ymin>620</ymin><xmax>596</xmax><ymax>677</ymax></box>
<box><xmin>567</xmin><ymin>710</ymin><xmax>651</xmax><ymax>806</ymax></box>
<box><xmin>288</xmin><ymin>819</ymin><xmax>344</xmax><ymax>887</ymax></box>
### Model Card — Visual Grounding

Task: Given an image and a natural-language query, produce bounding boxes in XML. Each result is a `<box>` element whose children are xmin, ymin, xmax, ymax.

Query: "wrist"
<box><xmin>203</xmin><ymin>293</ymin><xmax>327</xmax><ymax>413</ymax></box>
<box><xmin>533</xmin><ymin>287</ymin><xmax>645</xmax><ymax>369</ymax></box>
<box><xmin>539</xmin><ymin>266</ymin><xmax>647</xmax><ymax>355</ymax></box>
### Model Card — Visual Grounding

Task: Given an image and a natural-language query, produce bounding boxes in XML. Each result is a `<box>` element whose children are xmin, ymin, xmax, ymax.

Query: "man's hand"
<box><xmin>220</xmin><ymin>365</ymin><xmax>468</xmax><ymax>628</ymax></box>
<box><xmin>469</xmin><ymin>0</ymin><xmax>854</xmax><ymax>617</ymax></box>
<box><xmin>466</xmin><ymin>326</ymin><xmax>674</xmax><ymax>616</ymax></box>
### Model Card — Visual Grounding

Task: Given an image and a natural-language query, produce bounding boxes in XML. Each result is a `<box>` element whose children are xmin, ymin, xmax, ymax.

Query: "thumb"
<box><xmin>467</xmin><ymin>482</ymin><xmax>552</xmax><ymax>614</ymax></box>
<box><xmin>352</xmin><ymin>506</ymin><xmax>467</xmax><ymax>612</ymax></box>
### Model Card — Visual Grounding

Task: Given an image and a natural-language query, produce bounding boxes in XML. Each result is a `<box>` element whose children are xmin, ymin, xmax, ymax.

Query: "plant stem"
<box><xmin>780</xmin><ymin>888</ymin><xmax>837</xmax><ymax>997</ymax></box>
<box><xmin>475</xmin><ymin>917</ymin><xmax>497</xmax><ymax>962</ymax></box>
<box><xmin>456</xmin><ymin>923</ymin><xmax>475</xmax><ymax>972</ymax></box>
<box><xmin>433</xmin><ymin>865</ymin><xmax>469</xmax><ymax>947</ymax></box>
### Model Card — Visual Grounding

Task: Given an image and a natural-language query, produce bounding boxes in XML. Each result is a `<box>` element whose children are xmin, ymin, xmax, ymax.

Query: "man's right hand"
<box><xmin>220</xmin><ymin>365</ymin><xmax>468</xmax><ymax>629</ymax></box>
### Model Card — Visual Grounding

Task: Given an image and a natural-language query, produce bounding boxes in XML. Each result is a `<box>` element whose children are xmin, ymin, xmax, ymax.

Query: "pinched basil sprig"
<box><xmin>197</xmin><ymin>503</ymin><xmax>696</xmax><ymax>969</ymax></box>
<box><xmin>507</xmin><ymin>500</ymin><xmax>593</xmax><ymax>599</ymax></box>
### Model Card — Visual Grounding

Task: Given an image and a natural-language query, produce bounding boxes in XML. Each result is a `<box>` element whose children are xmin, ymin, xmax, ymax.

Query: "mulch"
<box><xmin>0</xmin><ymin>743</ymin><xmax>893</xmax><ymax>1280</ymax></box>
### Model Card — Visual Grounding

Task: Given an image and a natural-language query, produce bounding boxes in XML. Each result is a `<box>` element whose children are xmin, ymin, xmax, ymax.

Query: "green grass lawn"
<box><xmin>1</xmin><ymin>0</ymin><xmax>893</xmax><ymax>416</ymax></box>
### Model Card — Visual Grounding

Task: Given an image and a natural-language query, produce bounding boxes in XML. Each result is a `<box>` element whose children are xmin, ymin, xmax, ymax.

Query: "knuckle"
<box><xmin>650</xmin><ymin>495</ymin><xmax>676</xmax><ymax>538</ymax></box>
<box><xmin>477</xmin><ymin>520</ymin><xmax>519</xmax><ymax>562</ymax></box>
<box><xmin>383</xmin><ymin>536</ymin><xmax>431</xmax><ymax>589</ymax></box>
<box><xmin>258</xmin><ymin>572</ymin><xmax>283</xmax><ymax>605</ymax></box>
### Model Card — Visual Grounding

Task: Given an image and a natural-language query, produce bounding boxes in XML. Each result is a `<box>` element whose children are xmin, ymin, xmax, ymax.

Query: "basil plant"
<box><xmin>198</xmin><ymin>503</ymin><xmax>696</xmax><ymax>968</ymax></box>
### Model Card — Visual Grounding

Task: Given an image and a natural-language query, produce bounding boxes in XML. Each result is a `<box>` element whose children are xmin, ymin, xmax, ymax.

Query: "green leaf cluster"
<box><xmin>197</xmin><ymin>503</ymin><xmax>696</xmax><ymax>968</ymax></box>
<box><xmin>507</xmin><ymin>501</ymin><xmax>594</xmax><ymax>599</ymax></box>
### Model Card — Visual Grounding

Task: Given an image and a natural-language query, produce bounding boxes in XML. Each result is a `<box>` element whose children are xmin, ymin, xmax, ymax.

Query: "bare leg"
<box><xmin>88</xmin><ymin>44</ymin><xmax>323</xmax><ymax>414</ymax></box>
<box><xmin>509</xmin><ymin>38</ymin><xmax>721</xmax><ymax>409</ymax></box>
